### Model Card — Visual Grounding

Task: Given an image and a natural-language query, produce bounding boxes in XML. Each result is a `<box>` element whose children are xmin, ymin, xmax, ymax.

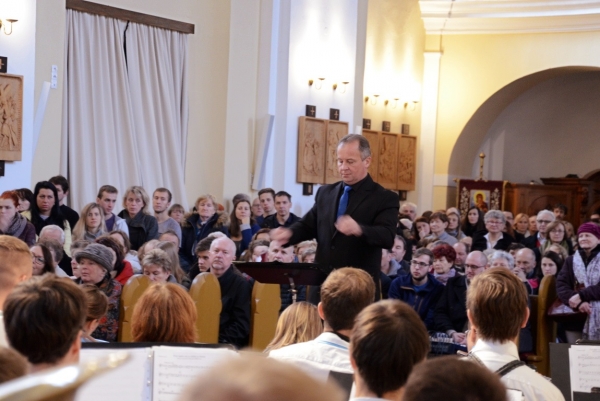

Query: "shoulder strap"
<box><xmin>495</xmin><ymin>360</ymin><xmax>526</xmax><ymax>377</ymax></box>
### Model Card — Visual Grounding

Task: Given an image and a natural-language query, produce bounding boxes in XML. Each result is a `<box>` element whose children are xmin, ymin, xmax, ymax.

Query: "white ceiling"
<box><xmin>419</xmin><ymin>0</ymin><xmax>600</xmax><ymax>34</ymax></box>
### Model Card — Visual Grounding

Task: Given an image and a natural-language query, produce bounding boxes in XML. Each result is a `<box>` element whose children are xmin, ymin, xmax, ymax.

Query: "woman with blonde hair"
<box><xmin>264</xmin><ymin>301</ymin><xmax>322</xmax><ymax>353</ymax></box>
<box><xmin>513</xmin><ymin>213</ymin><xmax>531</xmax><ymax>238</ymax></box>
<box><xmin>117</xmin><ymin>186</ymin><xmax>159</xmax><ymax>251</ymax></box>
<box><xmin>72</xmin><ymin>203</ymin><xmax>107</xmax><ymax>241</ymax></box>
<box><xmin>131</xmin><ymin>283</ymin><xmax>197</xmax><ymax>343</ymax></box>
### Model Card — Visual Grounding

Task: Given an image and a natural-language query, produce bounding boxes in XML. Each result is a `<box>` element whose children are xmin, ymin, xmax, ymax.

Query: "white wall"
<box><xmin>0</xmin><ymin>0</ymin><xmax>37</xmax><ymax>192</ymax></box>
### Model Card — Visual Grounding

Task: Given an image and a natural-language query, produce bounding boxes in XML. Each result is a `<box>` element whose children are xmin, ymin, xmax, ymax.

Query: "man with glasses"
<box><xmin>472</xmin><ymin>210</ymin><xmax>515</xmax><ymax>252</ymax></box>
<box><xmin>389</xmin><ymin>248</ymin><xmax>443</xmax><ymax>330</ymax></box>
<box><xmin>521</xmin><ymin>210</ymin><xmax>555</xmax><ymax>251</ymax></box>
<box><xmin>434</xmin><ymin>251</ymin><xmax>488</xmax><ymax>344</ymax></box>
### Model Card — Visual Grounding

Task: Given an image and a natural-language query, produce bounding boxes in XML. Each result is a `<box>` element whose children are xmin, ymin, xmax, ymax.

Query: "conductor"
<box><xmin>272</xmin><ymin>134</ymin><xmax>399</xmax><ymax>299</ymax></box>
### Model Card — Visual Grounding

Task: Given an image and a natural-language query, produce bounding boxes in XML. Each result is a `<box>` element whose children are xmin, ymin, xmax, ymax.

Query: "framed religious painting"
<box><xmin>297</xmin><ymin>116</ymin><xmax>326</xmax><ymax>184</ymax></box>
<box><xmin>456</xmin><ymin>179</ymin><xmax>508</xmax><ymax>218</ymax></box>
<box><xmin>377</xmin><ymin>132</ymin><xmax>398</xmax><ymax>190</ymax></box>
<box><xmin>0</xmin><ymin>74</ymin><xmax>23</xmax><ymax>161</ymax></box>
<box><xmin>324</xmin><ymin>120</ymin><xmax>349</xmax><ymax>184</ymax></box>
<box><xmin>362</xmin><ymin>130</ymin><xmax>379</xmax><ymax>181</ymax></box>
<box><xmin>396</xmin><ymin>135</ymin><xmax>416</xmax><ymax>191</ymax></box>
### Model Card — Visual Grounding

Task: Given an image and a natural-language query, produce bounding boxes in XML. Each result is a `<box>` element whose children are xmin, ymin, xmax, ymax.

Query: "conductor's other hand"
<box><xmin>335</xmin><ymin>215</ymin><xmax>363</xmax><ymax>237</ymax></box>
<box><xmin>271</xmin><ymin>227</ymin><xmax>292</xmax><ymax>246</ymax></box>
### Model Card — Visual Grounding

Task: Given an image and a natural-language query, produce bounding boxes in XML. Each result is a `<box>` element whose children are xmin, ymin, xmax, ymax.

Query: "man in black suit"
<box><xmin>521</xmin><ymin>209</ymin><xmax>555</xmax><ymax>250</ymax></box>
<box><xmin>272</xmin><ymin>134</ymin><xmax>399</xmax><ymax>299</ymax></box>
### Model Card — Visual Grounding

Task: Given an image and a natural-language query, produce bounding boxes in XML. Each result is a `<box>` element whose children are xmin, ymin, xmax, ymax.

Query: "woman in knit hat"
<box><xmin>557</xmin><ymin>222</ymin><xmax>600</xmax><ymax>343</ymax></box>
<box><xmin>75</xmin><ymin>243</ymin><xmax>122</xmax><ymax>342</ymax></box>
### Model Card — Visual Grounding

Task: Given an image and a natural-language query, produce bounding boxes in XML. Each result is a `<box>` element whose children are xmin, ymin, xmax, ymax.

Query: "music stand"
<box><xmin>235</xmin><ymin>262</ymin><xmax>328</xmax><ymax>303</ymax></box>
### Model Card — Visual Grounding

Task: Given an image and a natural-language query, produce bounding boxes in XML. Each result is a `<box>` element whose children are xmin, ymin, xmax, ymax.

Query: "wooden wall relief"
<box><xmin>362</xmin><ymin>130</ymin><xmax>379</xmax><ymax>181</ymax></box>
<box><xmin>397</xmin><ymin>135</ymin><xmax>417</xmax><ymax>191</ymax></box>
<box><xmin>324</xmin><ymin>121</ymin><xmax>349</xmax><ymax>184</ymax></box>
<box><xmin>378</xmin><ymin>132</ymin><xmax>398</xmax><ymax>190</ymax></box>
<box><xmin>297</xmin><ymin>117</ymin><xmax>326</xmax><ymax>184</ymax></box>
<box><xmin>0</xmin><ymin>74</ymin><xmax>23</xmax><ymax>161</ymax></box>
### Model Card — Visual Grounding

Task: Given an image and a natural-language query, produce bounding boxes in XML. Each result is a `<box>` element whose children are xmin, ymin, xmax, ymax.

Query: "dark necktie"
<box><xmin>336</xmin><ymin>185</ymin><xmax>352</xmax><ymax>219</ymax></box>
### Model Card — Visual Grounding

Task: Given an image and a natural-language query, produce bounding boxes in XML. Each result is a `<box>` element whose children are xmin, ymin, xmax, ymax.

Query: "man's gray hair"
<box><xmin>401</xmin><ymin>202</ymin><xmax>417</xmax><ymax>210</ymax></box>
<box><xmin>537</xmin><ymin>209</ymin><xmax>555</xmax><ymax>222</ymax></box>
<box><xmin>489</xmin><ymin>250</ymin><xmax>514</xmax><ymax>270</ymax></box>
<box><xmin>484</xmin><ymin>210</ymin><xmax>506</xmax><ymax>224</ymax></box>
<box><xmin>338</xmin><ymin>134</ymin><xmax>371</xmax><ymax>160</ymax></box>
<box><xmin>39</xmin><ymin>225</ymin><xmax>66</xmax><ymax>244</ymax></box>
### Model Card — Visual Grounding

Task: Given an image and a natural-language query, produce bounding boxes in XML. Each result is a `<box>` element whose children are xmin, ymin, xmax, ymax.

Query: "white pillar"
<box><xmin>418</xmin><ymin>52</ymin><xmax>442</xmax><ymax>212</ymax></box>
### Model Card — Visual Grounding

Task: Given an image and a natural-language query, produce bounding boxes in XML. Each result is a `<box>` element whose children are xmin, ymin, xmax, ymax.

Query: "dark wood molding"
<box><xmin>66</xmin><ymin>0</ymin><xmax>195</xmax><ymax>34</ymax></box>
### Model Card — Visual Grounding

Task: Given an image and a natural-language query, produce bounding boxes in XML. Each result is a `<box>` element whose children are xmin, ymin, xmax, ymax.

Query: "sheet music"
<box><xmin>152</xmin><ymin>346</ymin><xmax>237</xmax><ymax>401</ymax></box>
<box><xmin>76</xmin><ymin>348</ymin><xmax>152</xmax><ymax>401</ymax></box>
<box><xmin>569</xmin><ymin>345</ymin><xmax>600</xmax><ymax>394</ymax></box>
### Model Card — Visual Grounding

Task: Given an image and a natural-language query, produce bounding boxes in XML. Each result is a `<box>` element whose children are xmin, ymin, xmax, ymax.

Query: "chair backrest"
<box><xmin>189</xmin><ymin>272</ymin><xmax>222</xmax><ymax>343</ymax></box>
<box><xmin>249</xmin><ymin>283</ymin><xmax>281</xmax><ymax>351</ymax></box>
<box><xmin>535</xmin><ymin>274</ymin><xmax>558</xmax><ymax>375</ymax></box>
<box><xmin>118</xmin><ymin>274</ymin><xmax>152</xmax><ymax>342</ymax></box>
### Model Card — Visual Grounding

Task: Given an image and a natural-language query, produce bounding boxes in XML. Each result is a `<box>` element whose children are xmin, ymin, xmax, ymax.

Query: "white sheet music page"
<box><xmin>152</xmin><ymin>346</ymin><xmax>237</xmax><ymax>401</ymax></box>
<box><xmin>76</xmin><ymin>348</ymin><xmax>152</xmax><ymax>401</ymax></box>
<box><xmin>569</xmin><ymin>345</ymin><xmax>600</xmax><ymax>394</ymax></box>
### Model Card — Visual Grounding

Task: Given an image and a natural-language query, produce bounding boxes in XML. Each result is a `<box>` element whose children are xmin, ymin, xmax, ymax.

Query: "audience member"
<box><xmin>49</xmin><ymin>175</ymin><xmax>80</xmax><ymax>231</ymax></box>
<box><xmin>0</xmin><ymin>236</ymin><xmax>33</xmax><ymax>347</ymax></box>
<box><xmin>434</xmin><ymin>251</ymin><xmax>488</xmax><ymax>344</ymax></box>
<box><xmin>541</xmin><ymin>220</ymin><xmax>573</xmax><ymax>255</ymax></box>
<box><xmin>267</xmin><ymin>240</ymin><xmax>306</xmax><ymax>310</ymax></box>
<box><xmin>39</xmin><ymin>224</ymin><xmax>73</xmax><ymax>275</ymax></box>
<box><xmin>461</xmin><ymin>206</ymin><xmax>485</xmax><ymax>238</ymax></box>
<box><xmin>178</xmin><ymin>354</ymin><xmax>344</xmax><ymax>401</ymax></box>
<box><xmin>252</xmin><ymin>227</ymin><xmax>271</xmax><ymax>241</ymax></box>
<box><xmin>514</xmin><ymin>212</ymin><xmax>531</xmax><ymax>239</ymax></box>
<box><xmin>402</xmin><ymin>356</ymin><xmax>508</xmax><ymax>401</ymax></box>
<box><xmin>159</xmin><ymin>229</ymin><xmax>191</xmax><ymax>273</ymax></box>
<box><xmin>388</xmin><ymin>248</ymin><xmax>443</xmax><ymax>330</ymax></box>
<box><xmin>413</xmin><ymin>216</ymin><xmax>431</xmax><ymax>243</ymax></box>
<box><xmin>262</xmin><ymin>191</ymin><xmax>300</xmax><ymax>229</ymax></box>
<box><xmin>38</xmin><ymin>238</ymin><xmax>69</xmax><ymax>277</ymax></box>
<box><xmin>95</xmin><ymin>236</ymin><xmax>134</xmax><ymax>285</ymax></box>
<box><xmin>350</xmin><ymin>300</ymin><xmax>429</xmax><ymax>401</ymax></box>
<box><xmin>466</xmin><ymin>268</ymin><xmax>564</xmax><ymax>401</ymax></box>
<box><xmin>446</xmin><ymin>208</ymin><xmax>466</xmax><ymax>241</ymax></box>
<box><xmin>72</xmin><ymin>202</ymin><xmax>107</xmax><ymax>241</ymax></box>
<box><xmin>270</xmin><ymin>267</ymin><xmax>375</xmax><ymax>375</ymax></box>
<box><xmin>251</xmin><ymin>197</ymin><xmax>263</xmax><ymax>221</ymax></box>
<box><xmin>427</xmin><ymin>212</ymin><xmax>458</xmax><ymax>246</ymax></box>
<box><xmin>155</xmin><ymin>241</ymin><xmax>191</xmax><ymax>288</ymax></box>
<box><xmin>132</xmin><ymin>283</ymin><xmax>197</xmax><ymax>343</ymax></box>
<box><xmin>557</xmin><ymin>222</ymin><xmax>600</xmax><ymax>343</ymax></box>
<box><xmin>264</xmin><ymin>301</ymin><xmax>322</xmax><ymax>353</ymax></box>
<box><xmin>507</xmin><ymin>242</ymin><xmax>526</xmax><ymax>258</ymax></box>
<box><xmin>258</xmin><ymin>187</ymin><xmax>276</xmax><ymax>223</ymax></box>
<box><xmin>0</xmin><ymin>190</ymin><xmax>36</xmax><ymax>245</ymax></box>
<box><xmin>295</xmin><ymin>239</ymin><xmax>317</xmax><ymax>261</ymax></box>
<box><xmin>76</xmin><ymin>243</ymin><xmax>122</xmax><ymax>342</ymax></box>
<box><xmin>80</xmin><ymin>284</ymin><xmax>109</xmax><ymax>342</ymax></box>
<box><xmin>522</xmin><ymin>209</ymin><xmax>555</xmax><ymax>250</ymax></box>
<box><xmin>300</xmin><ymin>247</ymin><xmax>316</xmax><ymax>263</ymax></box>
<box><xmin>541</xmin><ymin>250</ymin><xmax>564</xmax><ymax>277</ymax></box>
<box><xmin>515</xmin><ymin>248</ymin><xmax>539</xmax><ymax>294</ymax></box>
<box><xmin>400</xmin><ymin>202</ymin><xmax>418</xmax><ymax>222</ymax></box>
<box><xmin>189</xmin><ymin>236</ymin><xmax>217</xmax><ymax>280</ymax></box>
<box><xmin>70</xmin><ymin>239</ymin><xmax>91</xmax><ymax>279</ymax></box>
<box><xmin>109</xmin><ymin>229</ymin><xmax>141</xmax><ymax>274</ymax></box>
<box><xmin>30</xmin><ymin>243</ymin><xmax>55</xmax><ymax>276</ymax></box>
<box><xmin>142</xmin><ymin>248</ymin><xmax>180</xmax><ymax>286</ymax></box>
<box><xmin>529</xmin><ymin>214</ymin><xmax>538</xmax><ymax>235</ymax></box>
<box><xmin>117</xmin><ymin>186</ymin><xmax>159</xmax><ymax>251</ymax></box>
<box><xmin>431</xmin><ymin>243</ymin><xmax>458</xmax><ymax>285</ymax></box>
<box><xmin>153</xmin><ymin>188</ymin><xmax>182</xmax><ymax>243</ymax></box>
<box><xmin>553</xmin><ymin>203</ymin><xmax>567</xmax><ymax>221</ymax></box>
<box><xmin>209</xmin><ymin>236</ymin><xmax>251</xmax><ymax>348</ymax></box>
<box><xmin>15</xmin><ymin>188</ymin><xmax>34</xmax><ymax>212</ymax></box>
<box><xmin>391</xmin><ymin>235</ymin><xmax>410</xmax><ymax>274</ymax></box>
<box><xmin>452</xmin><ymin>241</ymin><xmax>469</xmax><ymax>273</ymax></box>
<box><xmin>229</xmin><ymin>198</ymin><xmax>260</xmax><ymax>258</ymax></box>
<box><xmin>0</xmin><ymin>347</ymin><xmax>27</xmax><ymax>384</ymax></box>
<box><xmin>181</xmin><ymin>194</ymin><xmax>229</xmax><ymax>266</ymax></box>
<box><xmin>472</xmin><ymin>210</ymin><xmax>515</xmax><ymax>252</ymax></box>
<box><xmin>96</xmin><ymin>185</ymin><xmax>129</xmax><ymax>235</ymax></box>
<box><xmin>4</xmin><ymin>274</ymin><xmax>86</xmax><ymax>373</ymax></box>
<box><xmin>242</xmin><ymin>238</ymin><xmax>270</xmax><ymax>263</ymax></box>
<box><xmin>167</xmin><ymin>203</ymin><xmax>186</xmax><ymax>225</ymax></box>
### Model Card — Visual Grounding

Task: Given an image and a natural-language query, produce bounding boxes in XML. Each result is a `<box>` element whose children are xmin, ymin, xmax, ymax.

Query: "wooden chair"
<box><xmin>249</xmin><ymin>282</ymin><xmax>281</xmax><ymax>351</ymax></box>
<box><xmin>189</xmin><ymin>272</ymin><xmax>222</xmax><ymax>343</ymax></box>
<box><xmin>525</xmin><ymin>275</ymin><xmax>557</xmax><ymax>376</ymax></box>
<box><xmin>118</xmin><ymin>274</ymin><xmax>152</xmax><ymax>342</ymax></box>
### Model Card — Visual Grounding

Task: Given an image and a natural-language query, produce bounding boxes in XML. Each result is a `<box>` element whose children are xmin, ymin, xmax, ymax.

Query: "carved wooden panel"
<box><xmin>0</xmin><ymin>74</ymin><xmax>23</xmax><ymax>161</ymax></box>
<box><xmin>324</xmin><ymin>120</ymin><xmax>349</xmax><ymax>184</ymax></box>
<box><xmin>378</xmin><ymin>132</ymin><xmax>398</xmax><ymax>190</ymax></box>
<box><xmin>362</xmin><ymin>130</ymin><xmax>379</xmax><ymax>181</ymax></box>
<box><xmin>397</xmin><ymin>135</ymin><xmax>417</xmax><ymax>191</ymax></box>
<box><xmin>297</xmin><ymin>117</ymin><xmax>326</xmax><ymax>184</ymax></box>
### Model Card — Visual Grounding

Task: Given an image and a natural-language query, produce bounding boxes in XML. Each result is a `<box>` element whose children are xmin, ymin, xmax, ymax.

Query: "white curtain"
<box><xmin>61</xmin><ymin>10</ymin><xmax>189</xmax><ymax>212</ymax></box>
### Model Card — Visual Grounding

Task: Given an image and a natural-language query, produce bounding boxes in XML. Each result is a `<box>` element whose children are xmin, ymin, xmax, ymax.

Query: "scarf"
<box><xmin>573</xmin><ymin>251</ymin><xmax>600</xmax><ymax>340</ymax></box>
<box><xmin>3</xmin><ymin>213</ymin><xmax>27</xmax><ymax>238</ymax></box>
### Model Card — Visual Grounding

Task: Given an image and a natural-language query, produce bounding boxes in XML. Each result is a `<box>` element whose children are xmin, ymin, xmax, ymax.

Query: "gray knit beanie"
<box><xmin>75</xmin><ymin>243</ymin><xmax>114</xmax><ymax>273</ymax></box>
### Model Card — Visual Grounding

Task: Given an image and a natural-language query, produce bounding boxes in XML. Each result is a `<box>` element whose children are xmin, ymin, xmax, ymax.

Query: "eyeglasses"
<box><xmin>465</xmin><ymin>264</ymin><xmax>485</xmax><ymax>270</ymax></box>
<box><xmin>550</xmin><ymin>229</ymin><xmax>565</xmax><ymax>234</ymax></box>
<box><xmin>410</xmin><ymin>260</ymin><xmax>431</xmax><ymax>268</ymax></box>
<box><xmin>537</xmin><ymin>220</ymin><xmax>552</xmax><ymax>224</ymax></box>
<box><xmin>32</xmin><ymin>256</ymin><xmax>44</xmax><ymax>264</ymax></box>
<box><xmin>486</xmin><ymin>220</ymin><xmax>504</xmax><ymax>226</ymax></box>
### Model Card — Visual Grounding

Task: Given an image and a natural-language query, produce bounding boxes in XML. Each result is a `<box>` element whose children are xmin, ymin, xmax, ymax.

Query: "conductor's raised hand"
<box><xmin>271</xmin><ymin>227</ymin><xmax>293</xmax><ymax>246</ymax></box>
<box><xmin>335</xmin><ymin>215</ymin><xmax>363</xmax><ymax>237</ymax></box>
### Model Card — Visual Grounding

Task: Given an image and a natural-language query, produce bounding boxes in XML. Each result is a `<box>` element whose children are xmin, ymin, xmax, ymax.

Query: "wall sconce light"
<box><xmin>364</xmin><ymin>95</ymin><xmax>379</xmax><ymax>105</ymax></box>
<box><xmin>0</xmin><ymin>19</ymin><xmax>18</xmax><ymax>35</ymax></box>
<box><xmin>404</xmin><ymin>100</ymin><xmax>418</xmax><ymax>111</ymax></box>
<box><xmin>309</xmin><ymin>77</ymin><xmax>325</xmax><ymax>90</ymax></box>
<box><xmin>333</xmin><ymin>81</ymin><xmax>350</xmax><ymax>93</ymax></box>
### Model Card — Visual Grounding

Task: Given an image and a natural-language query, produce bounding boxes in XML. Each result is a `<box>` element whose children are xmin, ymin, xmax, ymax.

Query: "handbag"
<box><xmin>547</xmin><ymin>281</ymin><xmax>587</xmax><ymax>323</ymax></box>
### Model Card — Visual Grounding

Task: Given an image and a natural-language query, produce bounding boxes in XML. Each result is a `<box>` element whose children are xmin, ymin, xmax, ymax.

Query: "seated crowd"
<box><xmin>0</xmin><ymin>175</ymin><xmax>595</xmax><ymax>401</ymax></box>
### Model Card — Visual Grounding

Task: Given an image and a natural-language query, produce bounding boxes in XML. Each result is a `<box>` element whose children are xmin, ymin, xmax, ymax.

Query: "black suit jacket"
<box><xmin>521</xmin><ymin>234</ymin><xmax>538</xmax><ymax>250</ymax></box>
<box><xmin>471</xmin><ymin>230</ymin><xmax>515</xmax><ymax>252</ymax></box>
<box><xmin>288</xmin><ymin>174</ymin><xmax>399</xmax><ymax>278</ymax></box>
<box><xmin>434</xmin><ymin>274</ymin><xmax>467</xmax><ymax>333</ymax></box>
